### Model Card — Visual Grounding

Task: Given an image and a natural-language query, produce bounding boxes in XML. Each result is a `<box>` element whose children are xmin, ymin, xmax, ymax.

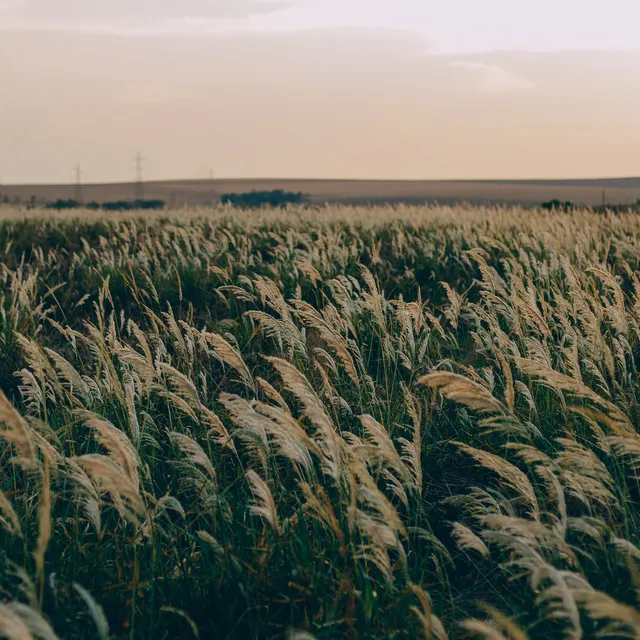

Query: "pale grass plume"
<box><xmin>587</xmin><ymin>267</ymin><xmax>628</xmax><ymax>336</ymax></box>
<box><xmin>358</xmin><ymin>414</ymin><xmax>412</xmax><ymax>487</ymax></box>
<box><xmin>14</xmin><ymin>332</ymin><xmax>62</xmax><ymax>397</ymax></box>
<box><xmin>565</xmin><ymin>406</ymin><xmax>610</xmax><ymax>452</ymax></box>
<box><xmin>454</xmin><ymin>443</ymin><xmax>540</xmax><ymax>520</ymax></box>
<box><xmin>383</xmin><ymin>468</ymin><xmax>410</xmax><ymax>508</ymax></box>
<box><xmin>0</xmin><ymin>390</ymin><xmax>36</xmax><ymax>467</ymax></box>
<box><xmin>169</xmin><ymin>432</ymin><xmax>217</xmax><ymax>485</ymax></box>
<box><xmin>73</xmin><ymin>583</ymin><xmax>109</xmax><ymax>640</ymax></box>
<box><xmin>408</xmin><ymin>582</ymin><xmax>449</xmax><ymax>640</ymax></box>
<box><xmin>513</xmin><ymin>357</ymin><xmax>633</xmax><ymax>437</ymax></box>
<box><xmin>43</xmin><ymin>347</ymin><xmax>91</xmax><ymax>405</ymax></box>
<box><xmin>357</xmin><ymin>482</ymin><xmax>406</xmax><ymax>539</ymax></box>
<box><xmin>253</xmin><ymin>401</ymin><xmax>320</xmax><ymax>472</ymax></box>
<box><xmin>158</xmin><ymin>388</ymin><xmax>199</xmax><ymax>421</ymax></box>
<box><xmin>572</xmin><ymin>588</ymin><xmax>640</xmax><ymax>639</ymax></box>
<box><xmin>256</xmin><ymin>376</ymin><xmax>288</xmax><ymax>410</ymax></box>
<box><xmin>74</xmin><ymin>454</ymin><xmax>147</xmax><ymax>531</ymax></box>
<box><xmin>77</xmin><ymin>411</ymin><xmax>140</xmax><ymax>489</ymax></box>
<box><xmin>158</xmin><ymin>362</ymin><xmax>202</xmax><ymax>411</ymax></box>
<box><xmin>554</xmin><ymin>437</ymin><xmax>617</xmax><ymax>508</ymax></box>
<box><xmin>612</xmin><ymin>537</ymin><xmax>640</xmax><ymax>561</ymax></box>
<box><xmin>533</xmin><ymin>464</ymin><xmax>567</xmax><ymax>537</ymax></box>
<box><xmin>204</xmin><ymin>332</ymin><xmax>254</xmax><ymax>390</ymax></box>
<box><xmin>291</xmin><ymin>298</ymin><xmax>360</xmax><ymax>386</ymax></box>
<box><xmin>116</xmin><ymin>346</ymin><xmax>157</xmax><ymax>393</ymax></box>
<box><xmin>299</xmin><ymin>481</ymin><xmax>346</xmax><ymax>555</ymax></box>
<box><xmin>286</xmin><ymin>630</ymin><xmax>318</xmax><ymax>640</ymax></box>
<box><xmin>461</xmin><ymin>603</ymin><xmax>529</xmax><ymax>640</ymax></box>
<box><xmin>460</xmin><ymin>619</ymin><xmax>517</xmax><ymax>640</ymax></box>
<box><xmin>478</xmin><ymin>514</ymin><xmax>575</xmax><ymax>565</ymax></box>
<box><xmin>253</xmin><ymin>275</ymin><xmax>293</xmax><ymax>321</ymax></box>
<box><xmin>608</xmin><ymin>435</ymin><xmax>640</xmax><ymax>478</ymax></box>
<box><xmin>529</xmin><ymin>564</ymin><xmax>584</xmax><ymax>640</ymax></box>
<box><xmin>450</xmin><ymin>521</ymin><xmax>490</xmax><ymax>557</ymax></box>
<box><xmin>441</xmin><ymin>281</ymin><xmax>464</xmax><ymax>330</ymax></box>
<box><xmin>0</xmin><ymin>490</ymin><xmax>22</xmax><ymax>537</ymax></box>
<box><xmin>0</xmin><ymin>602</ymin><xmax>59</xmax><ymax>640</ymax></box>
<box><xmin>398</xmin><ymin>390</ymin><xmax>423</xmax><ymax>494</ymax></box>
<box><xmin>267</xmin><ymin>356</ymin><xmax>344</xmax><ymax>484</ymax></box>
<box><xmin>295</xmin><ymin>259</ymin><xmax>322</xmax><ymax>285</ymax></box>
<box><xmin>218</xmin><ymin>394</ymin><xmax>269</xmax><ymax>472</ymax></box>
<box><xmin>209</xmin><ymin>265</ymin><xmax>230</xmax><ymax>282</ymax></box>
<box><xmin>63</xmin><ymin>458</ymin><xmax>102</xmax><ymax>533</ymax></box>
<box><xmin>200</xmin><ymin>405</ymin><xmax>236</xmax><ymax>453</ymax></box>
<box><xmin>35</xmin><ymin>459</ymin><xmax>51</xmax><ymax>592</ymax></box>
<box><xmin>197</xmin><ymin>531</ymin><xmax>226</xmax><ymax>562</ymax></box>
<box><xmin>420</xmin><ymin>372</ymin><xmax>507</xmax><ymax>415</ymax></box>
<box><xmin>246</xmin><ymin>309</ymin><xmax>306</xmax><ymax>358</ymax></box>
<box><xmin>493</xmin><ymin>348</ymin><xmax>515</xmax><ymax>412</ymax></box>
<box><xmin>246</xmin><ymin>469</ymin><xmax>281</xmax><ymax>535</ymax></box>
<box><xmin>359</xmin><ymin>264</ymin><xmax>386</xmax><ymax>328</ymax></box>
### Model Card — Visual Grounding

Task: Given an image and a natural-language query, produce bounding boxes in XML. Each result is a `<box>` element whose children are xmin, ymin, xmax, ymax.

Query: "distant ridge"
<box><xmin>2</xmin><ymin>177</ymin><xmax>639</xmax><ymax>207</ymax></box>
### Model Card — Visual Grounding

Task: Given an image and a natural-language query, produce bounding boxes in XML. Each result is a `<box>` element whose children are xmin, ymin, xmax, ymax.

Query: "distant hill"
<box><xmin>1</xmin><ymin>177</ymin><xmax>639</xmax><ymax>208</ymax></box>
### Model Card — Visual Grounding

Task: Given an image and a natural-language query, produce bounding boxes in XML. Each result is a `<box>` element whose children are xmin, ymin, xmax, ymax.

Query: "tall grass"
<box><xmin>0</xmin><ymin>203</ymin><xmax>639</xmax><ymax>639</ymax></box>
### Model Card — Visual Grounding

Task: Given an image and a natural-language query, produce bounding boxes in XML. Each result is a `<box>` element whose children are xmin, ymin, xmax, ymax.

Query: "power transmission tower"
<box><xmin>209</xmin><ymin>167</ymin><xmax>218</xmax><ymax>202</ymax></box>
<box><xmin>134</xmin><ymin>152</ymin><xmax>145</xmax><ymax>200</ymax></box>
<box><xmin>74</xmin><ymin>164</ymin><xmax>83</xmax><ymax>203</ymax></box>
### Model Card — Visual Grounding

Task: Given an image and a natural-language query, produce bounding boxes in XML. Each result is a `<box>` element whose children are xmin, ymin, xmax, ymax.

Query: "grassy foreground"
<box><xmin>1</xmin><ymin>204</ymin><xmax>639</xmax><ymax>639</ymax></box>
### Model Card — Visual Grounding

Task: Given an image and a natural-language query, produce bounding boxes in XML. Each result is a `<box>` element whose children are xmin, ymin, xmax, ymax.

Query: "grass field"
<box><xmin>2</xmin><ymin>177</ymin><xmax>640</xmax><ymax>207</ymax></box>
<box><xmin>1</xmin><ymin>204</ymin><xmax>640</xmax><ymax>639</ymax></box>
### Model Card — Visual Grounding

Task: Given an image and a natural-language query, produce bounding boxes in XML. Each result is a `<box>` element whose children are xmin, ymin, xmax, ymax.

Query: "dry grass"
<box><xmin>0</xmin><ymin>203</ymin><xmax>639</xmax><ymax>639</ymax></box>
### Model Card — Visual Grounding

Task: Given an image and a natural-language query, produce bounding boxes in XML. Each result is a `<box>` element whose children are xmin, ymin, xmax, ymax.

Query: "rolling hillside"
<box><xmin>2</xmin><ymin>177</ymin><xmax>640</xmax><ymax>207</ymax></box>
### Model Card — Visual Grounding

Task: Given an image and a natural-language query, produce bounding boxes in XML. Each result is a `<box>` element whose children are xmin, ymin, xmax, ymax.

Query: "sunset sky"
<box><xmin>1</xmin><ymin>0</ymin><xmax>639</xmax><ymax>183</ymax></box>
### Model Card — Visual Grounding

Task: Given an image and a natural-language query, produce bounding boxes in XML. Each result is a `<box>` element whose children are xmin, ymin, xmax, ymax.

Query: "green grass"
<box><xmin>0</xmin><ymin>204</ymin><xmax>639</xmax><ymax>639</ymax></box>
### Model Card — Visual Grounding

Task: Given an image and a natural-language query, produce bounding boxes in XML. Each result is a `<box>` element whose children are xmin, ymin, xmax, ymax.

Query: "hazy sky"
<box><xmin>1</xmin><ymin>0</ymin><xmax>639</xmax><ymax>183</ymax></box>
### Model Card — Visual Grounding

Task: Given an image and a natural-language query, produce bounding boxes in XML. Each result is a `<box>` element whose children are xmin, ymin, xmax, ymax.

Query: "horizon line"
<box><xmin>4</xmin><ymin>175</ymin><xmax>640</xmax><ymax>188</ymax></box>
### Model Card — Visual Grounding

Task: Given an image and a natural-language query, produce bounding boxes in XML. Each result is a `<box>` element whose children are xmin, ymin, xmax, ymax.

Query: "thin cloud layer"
<box><xmin>0</xmin><ymin>0</ymin><xmax>292</xmax><ymax>29</ymax></box>
<box><xmin>2</xmin><ymin>0</ymin><xmax>640</xmax><ymax>55</ymax></box>
<box><xmin>1</xmin><ymin>23</ymin><xmax>639</xmax><ymax>185</ymax></box>
<box><xmin>451</xmin><ymin>62</ymin><xmax>536</xmax><ymax>93</ymax></box>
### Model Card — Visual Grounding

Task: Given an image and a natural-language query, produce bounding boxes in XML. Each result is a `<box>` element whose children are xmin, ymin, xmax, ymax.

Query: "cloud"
<box><xmin>451</xmin><ymin>61</ymin><xmax>536</xmax><ymax>93</ymax></box>
<box><xmin>0</xmin><ymin>0</ymin><xmax>293</xmax><ymax>31</ymax></box>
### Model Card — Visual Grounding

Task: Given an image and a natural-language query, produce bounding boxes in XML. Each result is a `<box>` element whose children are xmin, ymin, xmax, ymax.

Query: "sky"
<box><xmin>1</xmin><ymin>0</ymin><xmax>639</xmax><ymax>183</ymax></box>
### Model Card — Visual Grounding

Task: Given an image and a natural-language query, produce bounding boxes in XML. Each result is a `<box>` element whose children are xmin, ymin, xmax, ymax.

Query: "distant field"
<box><xmin>2</xmin><ymin>176</ymin><xmax>640</xmax><ymax>206</ymax></box>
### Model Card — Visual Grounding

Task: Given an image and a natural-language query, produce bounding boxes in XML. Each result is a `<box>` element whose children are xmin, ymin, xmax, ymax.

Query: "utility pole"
<box><xmin>602</xmin><ymin>189</ymin><xmax>606</xmax><ymax>208</ymax></box>
<box><xmin>74</xmin><ymin>164</ymin><xmax>83</xmax><ymax>203</ymax></box>
<box><xmin>134</xmin><ymin>152</ymin><xmax>144</xmax><ymax>200</ymax></box>
<box><xmin>209</xmin><ymin>167</ymin><xmax>218</xmax><ymax>202</ymax></box>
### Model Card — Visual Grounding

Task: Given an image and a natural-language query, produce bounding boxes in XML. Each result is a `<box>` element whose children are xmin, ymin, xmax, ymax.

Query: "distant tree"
<box><xmin>45</xmin><ymin>198</ymin><xmax>165</xmax><ymax>212</ymax></box>
<box><xmin>101</xmin><ymin>199</ymin><xmax>165</xmax><ymax>211</ymax></box>
<box><xmin>46</xmin><ymin>199</ymin><xmax>80</xmax><ymax>210</ymax></box>
<box><xmin>541</xmin><ymin>199</ymin><xmax>576</xmax><ymax>212</ymax></box>
<box><xmin>132</xmin><ymin>199</ymin><xmax>165</xmax><ymax>210</ymax></box>
<box><xmin>220</xmin><ymin>189</ymin><xmax>305</xmax><ymax>209</ymax></box>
